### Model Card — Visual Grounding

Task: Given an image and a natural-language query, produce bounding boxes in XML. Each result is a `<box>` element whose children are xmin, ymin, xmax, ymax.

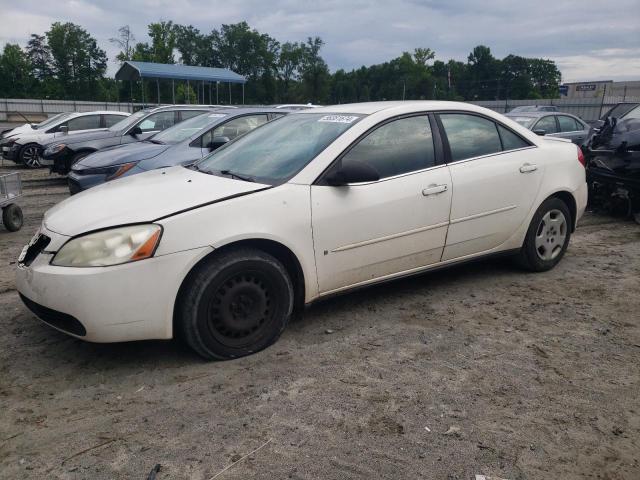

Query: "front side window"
<box><xmin>558</xmin><ymin>116</ymin><xmax>580</xmax><ymax>132</ymax></box>
<box><xmin>137</xmin><ymin>111</ymin><xmax>176</xmax><ymax>132</ymax></box>
<box><xmin>534</xmin><ymin>116</ymin><xmax>558</xmax><ymax>134</ymax></box>
<box><xmin>440</xmin><ymin>113</ymin><xmax>502</xmax><ymax>162</ymax></box>
<box><xmin>104</xmin><ymin>115</ymin><xmax>126</xmax><ymax>127</ymax></box>
<box><xmin>341</xmin><ymin>115</ymin><xmax>435</xmax><ymax>179</ymax></box>
<box><xmin>196</xmin><ymin>113</ymin><xmax>361</xmax><ymax>184</ymax></box>
<box><xmin>153</xmin><ymin>112</ymin><xmax>223</xmax><ymax>145</ymax></box>
<box><xmin>201</xmin><ymin>114</ymin><xmax>269</xmax><ymax>147</ymax></box>
<box><xmin>180</xmin><ymin>109</ymin><xmax>209</xmax><ymax>121</ymax></box>
<box><xmin>66</xmin><ymin>115</ymin><xmax>101</xmax><ymax>131</ymax></box>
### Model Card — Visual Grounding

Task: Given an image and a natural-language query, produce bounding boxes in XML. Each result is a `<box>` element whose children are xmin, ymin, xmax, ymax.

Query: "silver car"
<box><xmin>1</xmin><ymin>111</ymin><xmax>130</xmax><ymax>168</ymax></box>
<box><xmin>505</xmin><ymin>112</ymin><xmax>589</xmax><ymax>144</ymax></box>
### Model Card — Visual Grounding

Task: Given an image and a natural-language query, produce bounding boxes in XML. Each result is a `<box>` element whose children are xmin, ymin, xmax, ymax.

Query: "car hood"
<box><xmin>2</xmin><ymin>124</ymin><xmax>33</xmax><ymax>138</ymax></box>
<box><xmin>76</xmin><ymin>142</ymin><xmax>171</xmax><ymax>169</ymax></box>
<box><xmin>40</xmin><ymin>128</ymin><xmax>117</xmax><ymax>147</ymax></box>
<box><xmin>44</xmin><ymin>166</ymin><xmax>270</xmax><ymax>237</ymax></box>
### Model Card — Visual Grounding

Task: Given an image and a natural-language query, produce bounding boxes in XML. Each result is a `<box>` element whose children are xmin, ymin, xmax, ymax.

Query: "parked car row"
<box><xmin>15</xmin><ymin>100</ymin><xmax>588</xmax><ymax>361</ymax></box>
<box><xmin>1</xmin><ymin>111</ymin><xmax>130</xmax><ymax>168</ymax></box>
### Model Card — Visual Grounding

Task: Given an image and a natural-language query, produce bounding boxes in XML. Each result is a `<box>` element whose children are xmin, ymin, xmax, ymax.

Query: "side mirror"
<box><xmin>533</xmin><ymin>129</ymin><xmax>546</xmax><ymax>136</ymax></box>
<box><xmin>325</xmin><ymin>160</ymin><xmax>380</xmax><ymax>186</ymax></box>
<box><xmin>206</xmin><ymin>136</ymin><xmax>230</xmax><ymax>151</ymax></box>
<box><xmin>58</xmin><ymin>125</ymin><xmax>69</xmax><ymax>134</ymax></box>
<box><xmin>130</xmin><ymin>126</ymin><xmax>143</xmax><ymax>136</ymax></box>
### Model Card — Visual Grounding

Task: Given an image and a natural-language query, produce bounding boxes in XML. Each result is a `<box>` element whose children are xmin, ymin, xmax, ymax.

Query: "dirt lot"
<box><xmin>1</xmin><ymin>163</ymin><xmax>639</xmax><ymax>480</ymax></box>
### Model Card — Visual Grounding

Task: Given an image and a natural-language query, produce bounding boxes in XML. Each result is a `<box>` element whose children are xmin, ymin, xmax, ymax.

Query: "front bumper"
<box><xmin>67</xmin><ymin>171</ymin><xmax>109</xmax><ymax>195</ymax></box>
<box><xmin>16</xmin><ymin>232</ymin><xmax>212</xmax><ymax>343</ymax></box>
<box><xmin>2</xmin><ymin>143</ymin><xmax>20</xmax><ymax>161</ymax></box>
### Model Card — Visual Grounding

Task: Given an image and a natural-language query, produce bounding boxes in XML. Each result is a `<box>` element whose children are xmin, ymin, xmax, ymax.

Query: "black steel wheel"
<box><xmin>177</xmin><ymin>248</ymin><xmax>294</xmax><ymax>360</ymax></box>
<box><xmin>2</xmin><ymin>204</ymin><xmax>23</xmax><ymax>232</ymax></box>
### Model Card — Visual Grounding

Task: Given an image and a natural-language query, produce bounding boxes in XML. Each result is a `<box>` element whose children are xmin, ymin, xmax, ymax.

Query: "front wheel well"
<box><xmin>548</xmin><ymin>191</ymin><xmax>577</xmax><ymax>231</ymax></box>
<box><xmin>173</xmin><ymin>239</ymin><xmax>306</xmax><ymax>336</ymax></box>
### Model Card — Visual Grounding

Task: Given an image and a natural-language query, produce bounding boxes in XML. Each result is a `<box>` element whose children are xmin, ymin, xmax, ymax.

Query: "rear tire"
<box><xmin>177</xmin><ymin>248</ymin><xmax>294</xmax><ymax>360</ymax></box>
<box><xmin>2</xmin><ymin>204</ymin><xmax>23</xmax><ymax>232</ymax></box>
<box><xmin>517</xmin><ymin>197</ymin><xmax>571</xmax><ymax>272</ymax></box>
<box><xmin>19</xmin><ymin>143</ymin><xmax>42</xmax><ymax>168</ymax></box>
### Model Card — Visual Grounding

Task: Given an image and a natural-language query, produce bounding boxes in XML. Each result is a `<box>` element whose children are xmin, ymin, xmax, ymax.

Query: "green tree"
<box><xmin>300</xmin><ymin>37</ymin><xmax>330</xmax><ymax>103</ymax></box>
<box><xmin>147</xmin><ymin>21</ymin><xmax>177</xmax><ymax>64</ymax></box>
<box><xmin>0</xmin><ymin>44</ymin><xmax>32</xmax><ymax>98</ymax></box>
<box><xmin>46</xmin><ymin>22</ymin><xmax>107</xmax><ymax>99</ymax></box>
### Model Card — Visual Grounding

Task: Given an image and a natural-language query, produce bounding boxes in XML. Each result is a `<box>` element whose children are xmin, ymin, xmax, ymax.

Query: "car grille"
<box><xmin>20</xmin><ymin>234</ymin><xmax>51</xmax><ymax>267</ymax></box>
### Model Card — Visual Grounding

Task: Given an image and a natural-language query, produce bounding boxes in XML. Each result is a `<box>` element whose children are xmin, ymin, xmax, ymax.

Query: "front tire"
<box><xmin>19</xmin><ymin>143</ymin><xmax>42</xmax><ymax>168</ymax></box>
<box><xmin>177</xmin><ymin>248</ymin><xmax>294</xmax><ymax>360</ymax></box>
<box><xmin>2</xmin><ymin>204</ymin><xmax>23</xmax><ymax>232</ymax></box>
<box><xmin>517</xmin><ymin>197</ymin><xmax>571</xmax><ymax>272</ymax></box>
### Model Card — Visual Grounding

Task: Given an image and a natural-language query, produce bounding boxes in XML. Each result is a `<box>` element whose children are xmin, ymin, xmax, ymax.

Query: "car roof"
<box><xmin>505</xmin><ymin>112</ymin><xmax>578</xmax><ymax>118</ymax></box>
<box><xmin>69</xmin><ymin>110</ymin><xmax>129</xmax><ymax>117</ymax></box>
<box><xmin>295</xmin><ymin>100</ymin><xmax>506</xmax><ymax>116</ymax></box>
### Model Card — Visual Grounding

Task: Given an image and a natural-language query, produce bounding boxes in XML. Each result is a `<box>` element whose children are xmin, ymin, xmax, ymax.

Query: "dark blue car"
<box><xmin>67</xmin><ymin>108</ymin><xmax>288</xmax><ymax>194</ymax></box>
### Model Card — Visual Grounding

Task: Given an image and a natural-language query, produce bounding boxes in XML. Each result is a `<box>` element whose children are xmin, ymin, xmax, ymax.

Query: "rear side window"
<box><xmin>440</xmin><ymin>114</ymin><xmax>502</xmax><ymax>162</ymax></box>
<box><xmin>341</xmin><ymin>115</ymin><xmax>435</xmax><ymax>179</ymax></box>
<box><xmin>533</xmin><ymin>116</ymin><xmax>558</xmax><ymax>134</ymax></box>
<box><xmin>558</xmin><ymin>116</ymin><xmax>580</xmax><ymax>132</ymax></box>
<box><xmin>497</xmin><ymin>125</ymin><xmax>529</xmax><ymax>151</ymax></box>
<box><xmin>66</xmin><ymin>115</ymin><xmax>101</xmax><ymax>131</ymax></box>
<box><xmin>104</xmin><ymin>115</ymin><xmax>126</xmax><ymax>127</ymax></box>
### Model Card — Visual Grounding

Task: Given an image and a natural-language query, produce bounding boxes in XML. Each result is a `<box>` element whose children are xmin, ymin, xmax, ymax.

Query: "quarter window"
<box><xmin>440</xmin><ymin>114</ymin><xmax>502</xmax><ymax>162</ymax></box>
<box><xmin>534</xmin><ymin>116</ymin><xmax>558</xmax><ymax>134</ymax></box>
<box><xmin>497</xmin><ymin>125</ymin><xmax>529</xmax><ymax>151</ymax></box>
<box><xmin>66</xmin><ymin>115</ymin><xmax>101</xmax><ymax>131</ymax></box>
<box><xmin>340</xmin><ymin>115</ymin><xmax>435</xmax><ymax>179</ymax></box>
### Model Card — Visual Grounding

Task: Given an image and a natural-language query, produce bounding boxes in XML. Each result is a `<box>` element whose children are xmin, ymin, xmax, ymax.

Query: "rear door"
<box><xmin>553</xmin><ymin>115</ymin><xmax>587</xmax><ymax>144</ymax></box>
<box><xmin>438</xmin><ymin>112</ymin><xmax>543</xmax><ymax>260</ymax></box>
<box><xmin>311</xmin><ymin>114</ymin><xmax>452</xmax><ymax>294</ymax></box>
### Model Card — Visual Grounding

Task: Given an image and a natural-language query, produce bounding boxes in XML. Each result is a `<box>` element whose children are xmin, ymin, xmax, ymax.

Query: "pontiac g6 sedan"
<box><xmin>16</xmin><ymin>101</ymin><xmax>588</xmax><ymax>360</ymax></box>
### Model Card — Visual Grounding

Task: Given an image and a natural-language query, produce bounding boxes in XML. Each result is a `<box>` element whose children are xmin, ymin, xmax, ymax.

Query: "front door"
<box><xmin>311</xmin><ymin>115</ymin><xmax>452</xmax><ymax>294</ymax></box>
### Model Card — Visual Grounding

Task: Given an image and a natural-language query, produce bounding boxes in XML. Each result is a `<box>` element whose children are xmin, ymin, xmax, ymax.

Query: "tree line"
<box><xmin>0</xmin><ymin>21</ymin><xmax>562</xmax><ymax>105</ymax></box>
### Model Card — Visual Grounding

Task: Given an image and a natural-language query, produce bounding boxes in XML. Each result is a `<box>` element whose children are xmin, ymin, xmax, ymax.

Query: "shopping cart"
<box><xmin>0</xmin><ymin>172</ymin><xmax>23</xmax><ymax>231</ymax></box>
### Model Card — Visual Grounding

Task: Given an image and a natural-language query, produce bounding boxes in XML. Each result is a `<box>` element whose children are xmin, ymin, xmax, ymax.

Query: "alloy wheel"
<box><xmin>22</xmin><ymin>146</ymin><xmax>42</xmax><ymax>168</ymax></box>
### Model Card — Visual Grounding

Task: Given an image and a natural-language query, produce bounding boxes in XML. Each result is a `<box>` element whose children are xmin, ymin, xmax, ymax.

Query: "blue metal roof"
<box><xmin>115</xmin><ymin>61</ymin><xmax>246</xmax><ymax>84</ymax></box>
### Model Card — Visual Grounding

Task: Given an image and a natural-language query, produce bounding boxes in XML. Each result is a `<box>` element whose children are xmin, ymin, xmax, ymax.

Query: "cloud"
<box><xmin>0</xmin><ymin>0</ymin><xmax>638</xmax><ymax>82</ymax></box>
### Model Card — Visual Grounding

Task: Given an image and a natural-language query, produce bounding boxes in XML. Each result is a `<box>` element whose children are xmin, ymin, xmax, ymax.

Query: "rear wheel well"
<box><xmin>549</xmin><ymin>191</ymin><xmax>577</xmax><ymax>231</ymax></box>
<box><xmin>173</xmin><ymin>239</ymin><xmax>306</xmax><ymax>336</ymax></box>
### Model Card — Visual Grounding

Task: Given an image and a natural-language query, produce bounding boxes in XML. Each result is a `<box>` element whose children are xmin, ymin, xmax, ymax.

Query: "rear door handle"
<box><xmin>422</xmin><ymin>184</ymin><xmax>448</xmax><ymax>196</ymax></box>
<box><xmin>519</xmin><ymin>163</ymin><xmax>538</xmax><ymax>173</ymax></box>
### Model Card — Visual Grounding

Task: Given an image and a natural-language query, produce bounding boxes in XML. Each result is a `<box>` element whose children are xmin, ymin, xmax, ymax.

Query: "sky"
<box><xmin>0</xmin><ymin>0</ymin><xmax>638</xmax><ymax>83</ymax></box>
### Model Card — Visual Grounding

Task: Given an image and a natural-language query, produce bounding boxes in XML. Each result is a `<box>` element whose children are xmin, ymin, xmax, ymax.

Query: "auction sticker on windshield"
<box><xmin>318</xmin><ymin>115</ymin><xmax>359</xmax><ymax>123</ymax></box>
<box><xmin>208</xmin><ymin>113</ymin><xmax>227</xmax><ymax>118</ymax></box>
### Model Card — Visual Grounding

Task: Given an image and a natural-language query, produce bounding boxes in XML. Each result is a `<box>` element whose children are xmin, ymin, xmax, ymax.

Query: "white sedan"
<box><xmin>16</xmin><ymin>101</ymin><xmax>588</xmax><ymax>359</ymax></box>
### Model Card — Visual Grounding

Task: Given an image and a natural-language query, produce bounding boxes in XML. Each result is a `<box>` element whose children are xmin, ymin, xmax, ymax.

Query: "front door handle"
<box><xmin>519</xmin><ymin>163</ymin><xmax>538</xmax><ymax>173</ymax></box>
<box><xmin>422</xmin><ymin>184</ymin><xmax>448</xmax><ymax>196</ymax></box>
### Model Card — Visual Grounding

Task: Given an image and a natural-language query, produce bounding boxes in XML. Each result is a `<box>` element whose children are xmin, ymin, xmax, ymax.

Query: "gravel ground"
<box><xmin>1</xmin><ymin>163</ymin><xmax>639</xmax><ymax>480</ymax></box>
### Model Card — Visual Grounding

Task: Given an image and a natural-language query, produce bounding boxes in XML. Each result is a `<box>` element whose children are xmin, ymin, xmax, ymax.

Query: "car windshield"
<box><xmin>108</xmin><ymin>109</ymin><xmax>150</xmax><ymax>132</ymax></box>
<box><xmin>35</xmin><ymin>112</ymin><xmax>70</xmax><ymax>129</ymax></box>
<box><xmin>195</xmin><ymin>113</ymin><xmax>362</xmax><ymax>184</ymax></box>
<box><xmin>507</xmin><ymin>116</ymin><xmax>536</xmax><ymax>128</ymax></box>
<box><xmin>151</xmin><ymin>112</ymin><xmax>225</xmax><ymax>145</ymax></box>
<box><xmin>602</xmin><ymin>103</ymin><xmax>640</xmax><ymax>120</ymax></box>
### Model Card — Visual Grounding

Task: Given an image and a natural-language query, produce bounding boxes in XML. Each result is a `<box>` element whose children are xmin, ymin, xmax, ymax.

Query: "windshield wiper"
<box><xmin>219</xmin><ymin>169</ymin><xmax>255</xmax><ymax>182</ymax></box>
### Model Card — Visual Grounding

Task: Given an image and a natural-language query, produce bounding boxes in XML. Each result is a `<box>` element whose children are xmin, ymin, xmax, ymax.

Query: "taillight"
<box><xmin>577</xmin><ymin>146</ymin><xmax>586</xmax><ymax>167</ymax></box>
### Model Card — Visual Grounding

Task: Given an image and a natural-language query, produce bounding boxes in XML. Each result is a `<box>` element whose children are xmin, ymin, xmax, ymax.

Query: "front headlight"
<box><xmin>44</xmin><ymin>143</ymin><xmax>67</xmax><ymax>156</ymax></box>
<box><xmin>51</xmin><ymin>224</ymin><xmax>162</xmax><ymax>267</ymax></box>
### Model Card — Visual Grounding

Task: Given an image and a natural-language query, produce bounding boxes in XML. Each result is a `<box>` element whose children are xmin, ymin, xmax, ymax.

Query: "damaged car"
<box><xmin>584</xmin><ymin>103</ymin><xmax>640</xmax><ymax>223</ymax></box>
